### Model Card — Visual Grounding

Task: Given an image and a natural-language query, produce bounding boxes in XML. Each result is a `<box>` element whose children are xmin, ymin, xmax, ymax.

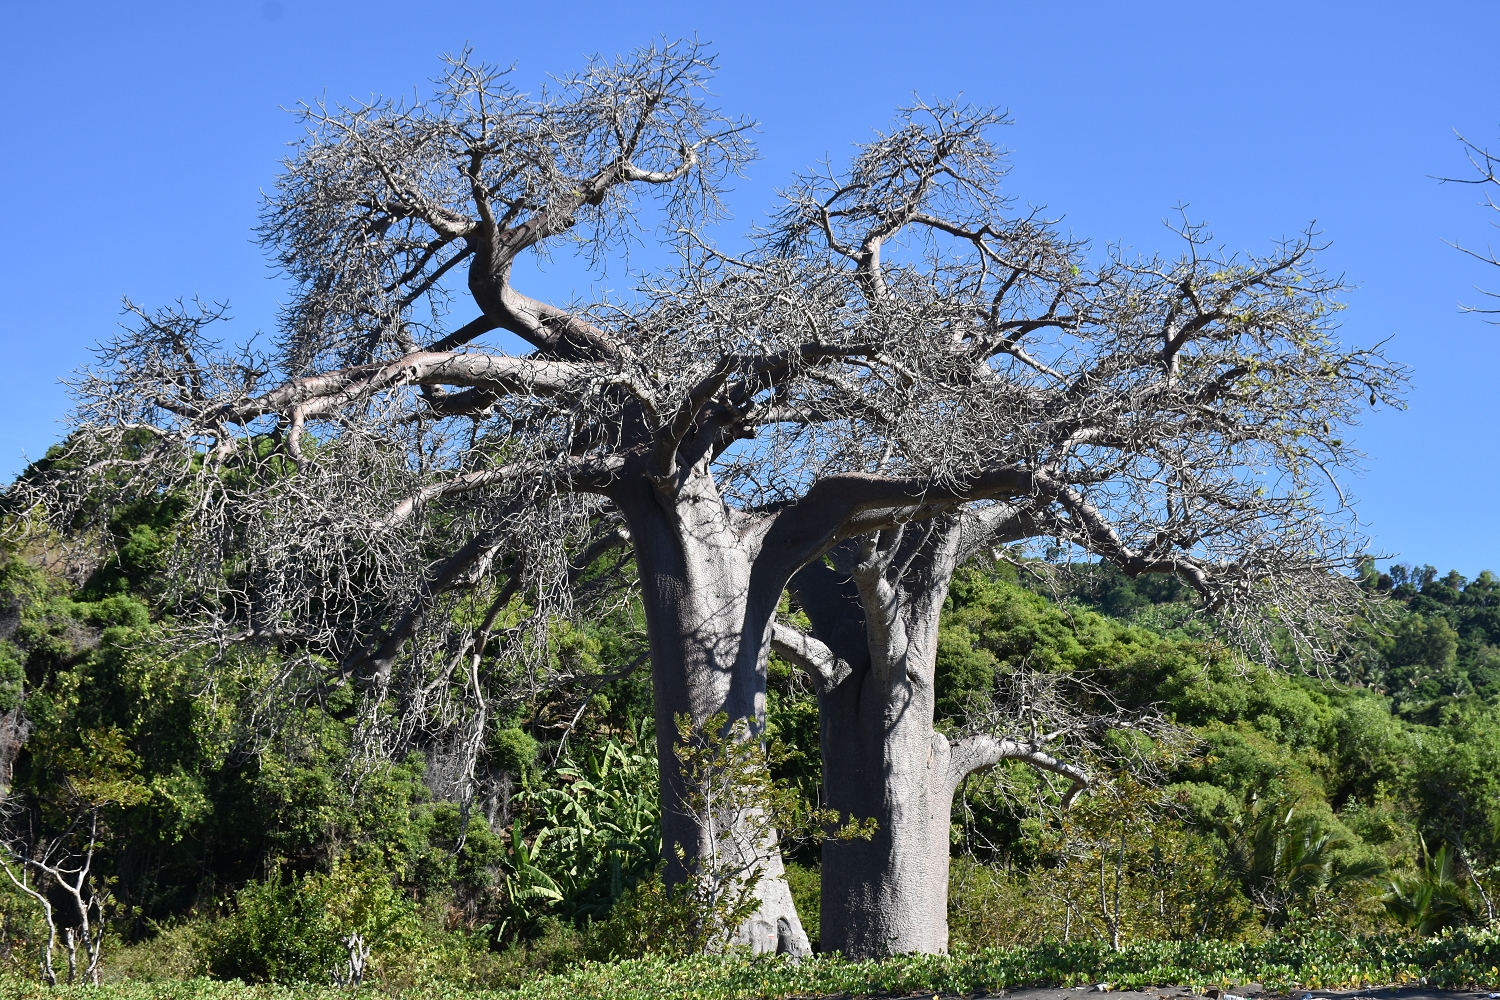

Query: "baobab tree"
<box><xmin>21</xmin><ymin>40</ymin><xmax>1403</xmax><ymax>953</ymax></box>
<box><xmin>748</xmin><ymin>119</ymin><xmax>1401</xmax><ymax>953</ymax></box>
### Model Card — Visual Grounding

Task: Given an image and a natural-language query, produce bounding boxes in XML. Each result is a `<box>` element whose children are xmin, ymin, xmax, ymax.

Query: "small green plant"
<box><xmin>520</xmin><ymin>725</ymin><xmax>661</xmax><ymax>922</ymax></box>
<box><xmin>495</xmin><ymin>821</ymin><xmax>565</xmax><ymax>942</ymax></box>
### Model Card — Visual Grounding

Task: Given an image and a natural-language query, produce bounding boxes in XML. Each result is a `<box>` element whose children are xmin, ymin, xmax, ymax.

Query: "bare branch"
<box><xmin>769</xmin><ymin>622</ymin><xmax>852</xmax><ymax>694</ymax></box>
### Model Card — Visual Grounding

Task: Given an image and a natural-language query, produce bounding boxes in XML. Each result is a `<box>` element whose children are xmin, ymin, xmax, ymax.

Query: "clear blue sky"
<box><xmin>2</xmin><ymin>2</ymin><xmax>1497</xmax><ymax>575</ymax></box>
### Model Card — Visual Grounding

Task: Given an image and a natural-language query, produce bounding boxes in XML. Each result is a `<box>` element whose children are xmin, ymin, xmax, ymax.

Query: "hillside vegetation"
<box><xmin>0</xmin><ymin>493</ymin><xmax>1495</xmax><ymax>989</ymax></box>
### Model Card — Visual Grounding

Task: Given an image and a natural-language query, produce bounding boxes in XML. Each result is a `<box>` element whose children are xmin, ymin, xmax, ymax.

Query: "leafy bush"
<box><xmin>582</xmin><ymin>869</ymin><xmax>705</xmax><ymax>960</ymax></box>
<box><xmin>209</xmin><ymin>861</ymin><xmax>419</xmax><ymax>983</ymax></box>
<box><xmin>782</xmin><ymin>862</ymin><xmax>819</xmax><ymax>949</ymax></box>
<box><xmin>1218</xmin><ymin>795</ymin><xmax>1386</xmax><ymax>929</ymax></box>
<box><xmin>103</xmin><ymin>921</ymin><xmax>211</xmax><ymax>982</ymax></box>
<box><xmin>490</xmin><ymin>728</ymin><xmax>538</xmax><ymax>776</ymax></box>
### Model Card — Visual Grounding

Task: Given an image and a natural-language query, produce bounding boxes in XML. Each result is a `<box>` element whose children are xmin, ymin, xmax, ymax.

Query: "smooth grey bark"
<box><xmin>780</xmin><ymin>515</ymin><xmax>1085</xmax><ymax>957</ymax></box>
<box><xmin>611</xmin><ymin>468</ymin><xmax>811</xmax><ymax>955</ymax></box>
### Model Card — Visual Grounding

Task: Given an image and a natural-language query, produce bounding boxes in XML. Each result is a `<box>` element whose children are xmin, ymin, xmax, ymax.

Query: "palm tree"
<box><xmin>1220</xmin><ymin>796</ymin><xmax>1385</xmax><ymax>929</ymax></box>
<box><xmin>1383</xmin><ymin>841</ymin><xmax>1476</xmax><ymax>935</ymax></box>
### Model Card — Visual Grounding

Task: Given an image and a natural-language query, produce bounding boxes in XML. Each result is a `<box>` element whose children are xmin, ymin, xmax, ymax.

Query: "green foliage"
<box><xmin>517</xmin><ymin>730</ymin><xmax>660</xmax><ymax>924</ymax></box>
<box><xmin>939</xmin><ymin>557</ymin><xmax>1500</xmax><ymax>954</ymax></box>
<box><xmin>1218</xmin><ymin>796</ymin><xmax>1385</xmax><ymax>929</ymax></box>
<box><xmin>477</xmin><ymin>928</ymin><xmax>1500</xmax><ymax>997</ymax></box>
<box><xmin>493</xmin><ymin>820</ymin><xmax>563</xmax><ymax>940</ymax></box>
<box><xmin>79</xmin><ymin>494</ymin><xmax>189</xmax><ymax>600</ymax></box>
<box><xmin>582</xmin><ymin>870</ymin><xmax>714</xmax><ymax>960</ymax></box>
<box><xmin>9</xmin><ymin>488</ymin><xmax>1500</xmax><ymax>980</ymax></box>
<box><xmin>0</xmin><ymin>640</ymin><xmax>24</xmax><ymax>713</ymax></box>
<box><xmin>99</xmin><ymin>920</ymin><xmax>210</xmax><ymax>982</ymax></box>
<box><xmin>782</xmin><ymin>862</ymin><xmax>820</xmax><ymax>950</ymax></box>
<box><xmin>952</xmin><ymin>777</ymin><xmax>1255</xmax><ymax>949</ymax></box>
<box><xmin>1372</xmin><ymin>564</ymin><xmax>1500</xmax><ymax>708</ymax></box>
<box><xmin>490</xmin><ymin>728</ymin><xmax>538</xmax><ymax>776</ymax></box>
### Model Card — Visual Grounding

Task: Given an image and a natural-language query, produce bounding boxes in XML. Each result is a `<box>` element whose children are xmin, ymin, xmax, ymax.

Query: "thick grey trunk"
<box><xmin>785</xmin><ymin>516</ymin><xmax>1086</xmax><ymax>958</ymax></box>
<box><xmin>792</xmin><ymin>527</ymin><xmax>962</xmax><ymax>956</ymax></box>
<box><xmin>614</xmin><ymin>472</ymin><xmax>810</xmax><ymax>956</ymax></box>
<box><xmin>819</xmin><ymin>661</ymin><xmax>960</xmax><ymax>954</ymax></box>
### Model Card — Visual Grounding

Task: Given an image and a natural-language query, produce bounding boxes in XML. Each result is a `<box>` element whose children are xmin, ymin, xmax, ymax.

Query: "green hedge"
<box><xmin>5</xmin><ymin>929</ymin><xmax>1499</xmax><ymax>1000</ymax></box>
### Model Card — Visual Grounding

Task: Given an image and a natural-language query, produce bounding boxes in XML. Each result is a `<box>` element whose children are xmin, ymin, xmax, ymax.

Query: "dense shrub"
<box><xmin>4</xmin><ymin>518</ymin><xmax>1500</xmax><ymax>982</ymax></box>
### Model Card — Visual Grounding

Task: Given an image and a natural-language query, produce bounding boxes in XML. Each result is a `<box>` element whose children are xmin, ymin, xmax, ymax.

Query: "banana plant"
<box><xmin>494</xmin><ymin>820</ymin><xmax>564</xmax><ymax>941</ymax></box>
<box><xmin>516</xmin><ymin>727</ymin><xmax>662</xmax><ymax>919</ymax></box>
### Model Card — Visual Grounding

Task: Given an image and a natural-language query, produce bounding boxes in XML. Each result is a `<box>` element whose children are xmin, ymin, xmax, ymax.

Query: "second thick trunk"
<box><xmin>790</xmin><ymin>533</ymin><xmax>962</xmax><ymax>956</ymax></box>
<box><xmin>787</xmin><ymin>522</ymin><xmax>1087</xmax><ymax>958</ymax></box>
<box><xmin>819</xmin><ymin>667</ymin><xmax>960</xmax><ymax>955</ymax></box>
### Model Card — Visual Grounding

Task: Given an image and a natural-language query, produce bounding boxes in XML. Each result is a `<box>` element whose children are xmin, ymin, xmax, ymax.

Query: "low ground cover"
<box><xmin>7</xmin><ymin>930</ymin><xmax>1500</xmax><ymax>1000</ymax></box>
